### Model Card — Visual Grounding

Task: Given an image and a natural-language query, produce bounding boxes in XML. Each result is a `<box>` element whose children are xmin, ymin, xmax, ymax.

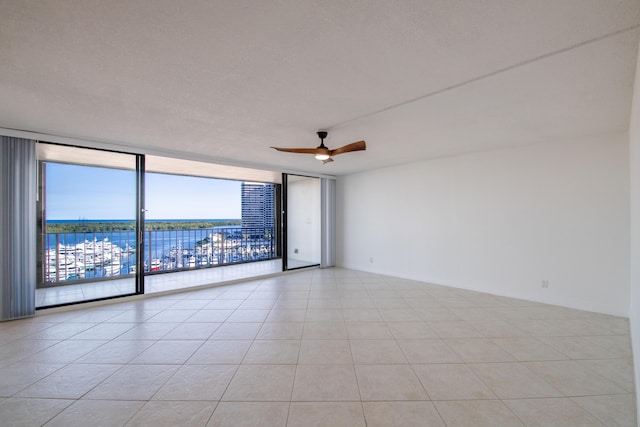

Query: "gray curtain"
<box><xmin>320</xmin><ymin>178</ymin><xmax>336</xmax><ymax>268</ymax></box>
<box><xmin>0</xmin><ymin>136</ymin><xmax>36</xmax><ymax>320</ymax></box>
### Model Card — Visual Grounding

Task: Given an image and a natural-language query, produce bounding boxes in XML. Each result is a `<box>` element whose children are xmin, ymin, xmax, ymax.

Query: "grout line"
<box><xmin>1</xmin><ymin>268</ymin><xmax>636</xmax><ymax>425</ymax></box>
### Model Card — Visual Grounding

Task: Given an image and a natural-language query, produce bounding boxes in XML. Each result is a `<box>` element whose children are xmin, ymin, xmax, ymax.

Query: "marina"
<box><xmin>43</xmin><ymin>225</ymin><xmax>277</xmax><ymax>285</ymax></box>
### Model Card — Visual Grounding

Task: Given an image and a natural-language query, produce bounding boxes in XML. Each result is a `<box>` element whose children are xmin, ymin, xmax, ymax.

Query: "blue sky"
<box><xmin>45</xmin><ymin>163</ymin><xmax>241</xmax><ymax>220</ymax></box>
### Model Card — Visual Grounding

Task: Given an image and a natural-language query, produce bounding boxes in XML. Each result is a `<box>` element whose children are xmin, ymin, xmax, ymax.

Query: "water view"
<box><xmin>43</xmin><ymin>220</ymin><xmax>277</xmax><ymax>284</ymax></box>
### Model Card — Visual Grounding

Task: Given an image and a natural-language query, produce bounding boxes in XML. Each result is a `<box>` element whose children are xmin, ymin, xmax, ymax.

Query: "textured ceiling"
<box><xmin>1</xmin><ymin>0</ymin><xmax>639</xmax><ymax>176</ymax></box>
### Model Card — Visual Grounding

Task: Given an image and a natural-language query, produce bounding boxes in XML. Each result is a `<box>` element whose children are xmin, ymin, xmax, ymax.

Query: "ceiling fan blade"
<box><xmin>329</xmin><ymin>140</ymin><xmax>366</xmax><ymax>156</ymax></box>
<box><xmin>271</xmin><ymin>146</ymin><xmax>324</xmax><ymax>155</ymax></box>
<box><xmin>322</xmin><ymin>157</ymin><xmax>334</xmax><ymax>164</ymax></box>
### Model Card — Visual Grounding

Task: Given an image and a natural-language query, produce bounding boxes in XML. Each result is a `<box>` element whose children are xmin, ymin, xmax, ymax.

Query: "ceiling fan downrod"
<box><xmin>316</xmin><ymin>131</ymin><xmax>328</xmax><ymax>149</ymax></box>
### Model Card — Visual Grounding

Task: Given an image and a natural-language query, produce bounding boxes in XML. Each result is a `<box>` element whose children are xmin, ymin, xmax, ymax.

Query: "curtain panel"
<box><xmin>0</xmin><ymin>136</ymin><xmax>36</xmax><ymax>320</ymax></box>
<box><xmin>320</xmin><ymin>178</ymin><xmax>336</xmax><ymax>268</ymax></box>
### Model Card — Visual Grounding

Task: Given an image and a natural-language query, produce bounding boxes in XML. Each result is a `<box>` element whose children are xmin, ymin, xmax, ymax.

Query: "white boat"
<box><xmin>150</xmin><ymin>259</ymin><xmax>162</xmax><ymax>271</ymax></box>
<box><xmin>103</xmin><ymin>263</ymin><xmax>122</xmax><ymax>277</ymax></box>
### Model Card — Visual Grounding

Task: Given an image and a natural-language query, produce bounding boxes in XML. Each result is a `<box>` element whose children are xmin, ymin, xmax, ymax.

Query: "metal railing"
<box><xmin>41</xmin><ymin>226</ymin><xmax>277</xmax><ymax>286</ymax></box>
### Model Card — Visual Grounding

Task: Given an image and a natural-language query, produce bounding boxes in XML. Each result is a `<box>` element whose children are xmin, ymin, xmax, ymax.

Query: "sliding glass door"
<box><xmin>284</xmin><ymin>174</ymin><xmax>321</xmax><ymax>270</ymax></box>
<box><xmin>36</xmin><ymin>144</ymin><xmax>141</xmax><ymax>307</ymax></box>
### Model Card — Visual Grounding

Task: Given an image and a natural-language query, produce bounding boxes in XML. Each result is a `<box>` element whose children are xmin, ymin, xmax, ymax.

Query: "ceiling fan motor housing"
<box><xmin>316</xmin><ymin>131</ymin><xmax>328</xmax><ymax>149</ymax></box>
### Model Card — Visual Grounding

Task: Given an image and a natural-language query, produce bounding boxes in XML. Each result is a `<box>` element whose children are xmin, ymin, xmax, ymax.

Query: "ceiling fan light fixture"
<box><xmin>270</xmin><ymin>130</ymin><xmax>365</xmax><ymax>164</ymax></box>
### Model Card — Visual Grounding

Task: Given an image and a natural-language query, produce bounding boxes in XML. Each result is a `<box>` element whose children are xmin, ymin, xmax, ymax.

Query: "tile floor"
<box><xmin>36</xmin><ymin>260</ymin><xmax>284</xmax><ymax>307</ymax></box>
<box><xmin>36</xmin><ymin>259</ymin><xmax>316</xmax><ymax>307</ymax></box>
<box><xmin>4</xmin><ymin>268</ymin><xmax>636</xmax><ymax>426</ymax></box>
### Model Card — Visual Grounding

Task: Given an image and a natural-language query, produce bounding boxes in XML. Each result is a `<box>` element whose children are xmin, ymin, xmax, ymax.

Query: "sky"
<box><xmin>45</xmin><ymin>163</ymin><xmax>242</xmax><ymax>220</ymax></box>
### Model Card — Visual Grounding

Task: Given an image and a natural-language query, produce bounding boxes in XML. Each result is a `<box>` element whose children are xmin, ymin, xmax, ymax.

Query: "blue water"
<box><xmin>46</xmin><ymin>225</ymin><xmax>243</xmax><ymax>254</ymax></box>
<box><xmin>46</xmin><ymin>220</ymin><xmax>243</xmax><ymax>253</ymax></box>
<box><xmin>44</xmin><ymin>220</ymin><xmax>252</xmax><ymax>279</ymax></box>
<box><xmin>47</xmin><ymin>218</ymin><xmax>240</xmax><ymax>223</ymax></box>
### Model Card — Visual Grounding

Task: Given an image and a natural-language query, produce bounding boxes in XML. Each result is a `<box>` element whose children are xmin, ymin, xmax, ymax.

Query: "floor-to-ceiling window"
<box><xmin>36</xmin><ymin>147</ymin><xmax>286</xmax><ymax>306</ymax></box>
<box><xmin>36</xmin><ymin>143</ymin><xmax>141</xmax><ymax>307</ymax></box>
<box><xmin>143</xmin><ymin>173</ymin><xmax>278</xmax><ymax>273</ymax></box>
<box><xmin>34</xmin><ymin>144</ymin><xmax>322</xmax><ymax>308</ymax></box>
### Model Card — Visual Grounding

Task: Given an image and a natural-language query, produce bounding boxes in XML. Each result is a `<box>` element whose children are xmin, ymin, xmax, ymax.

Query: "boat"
<box><xmin>103</xmin><ymin>262</ymin><xmax>122</xmax><ymax>277</ymax></box>
<box><xmin>150</xmin><ymin>259</ymin><xmax>162</xmax><ymax>271</ymax></box>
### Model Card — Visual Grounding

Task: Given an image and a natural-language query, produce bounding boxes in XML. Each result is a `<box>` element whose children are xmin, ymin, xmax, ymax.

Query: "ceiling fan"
<box><xmin>271</xmin><ymin>131</ymin><xmax>366</xmax><ymax>164</ymax></box>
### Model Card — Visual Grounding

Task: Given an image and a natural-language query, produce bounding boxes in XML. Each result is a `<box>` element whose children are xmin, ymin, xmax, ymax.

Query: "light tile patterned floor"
<box><xmin>3</xmin><ymin>268</ymin><xmax>636</xmax><ymax>426</ymax></box>
<box><xmin>36</xmin><ymin>259</ymin><xmax>316</xmax><ymax>307</ymax></box>
<box><xmin>36</xmin><ymin>260</ymin><xmax>283</xmax><ymax>307</ymax></box>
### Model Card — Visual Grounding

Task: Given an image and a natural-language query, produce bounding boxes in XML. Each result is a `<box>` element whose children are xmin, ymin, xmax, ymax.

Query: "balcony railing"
<box><xmin>41</xmin><ymin>226</ymin><xmax>277</xmax><ymax>286</ymax></box>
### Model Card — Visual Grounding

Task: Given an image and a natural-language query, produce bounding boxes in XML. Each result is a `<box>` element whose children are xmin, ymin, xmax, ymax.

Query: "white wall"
<box><xmin>337</xmin><ymin>135</ymin><xmax>630</xmax><ymax>316</ymax></box>
<box><xmin>288</xmin><ymin>177</ymin><xmax>321</xmax><ymax>264</ymax></box>
<box><xmin>628</xmin><ymin>42</ymin><xmax>640</xmax><ymax>424</ymax></box>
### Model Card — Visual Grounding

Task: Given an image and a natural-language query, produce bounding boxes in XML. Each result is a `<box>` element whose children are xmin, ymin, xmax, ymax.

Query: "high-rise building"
<box><xmin>241</xmin><ymin>182</ymin><xmax>275</xmax><ymax>233</ymax></box>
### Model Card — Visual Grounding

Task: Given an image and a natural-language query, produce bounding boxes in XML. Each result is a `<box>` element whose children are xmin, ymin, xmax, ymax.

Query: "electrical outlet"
<box><xmin>369</xmin><ymin>257</ymin><xmax>374</xmax><ymax>263</ymax></box>
<box><xmin>541</xmin><ymin>279</ymin><xmax>549</xmax><ymax>288</ymax></box>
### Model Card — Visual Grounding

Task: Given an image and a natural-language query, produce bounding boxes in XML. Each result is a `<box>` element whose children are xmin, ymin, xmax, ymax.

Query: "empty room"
<box><xmin>1</xmin><ymin>1</ymin><xmax>640</xmax><ymax>426</ymax></box>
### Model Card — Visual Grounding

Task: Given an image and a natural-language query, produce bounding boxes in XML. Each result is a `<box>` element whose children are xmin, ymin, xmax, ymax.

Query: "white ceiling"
<box><xmin>1</xmin><ymin>0</ymin><xmax>639</xmax><ymax>176</ymax></box>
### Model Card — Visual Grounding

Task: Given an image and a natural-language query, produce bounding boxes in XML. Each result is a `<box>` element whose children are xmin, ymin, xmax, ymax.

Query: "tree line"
<box><xmin>46</xmin><ymin>220</ymin><xmax>242</xmax><ymax>233</ymax></box>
